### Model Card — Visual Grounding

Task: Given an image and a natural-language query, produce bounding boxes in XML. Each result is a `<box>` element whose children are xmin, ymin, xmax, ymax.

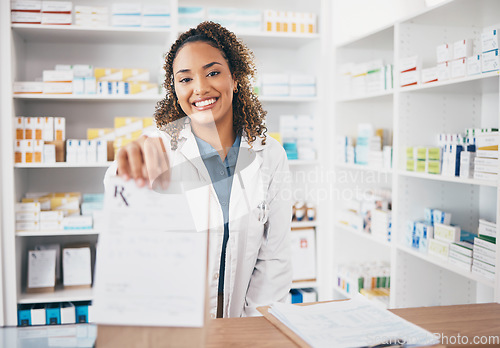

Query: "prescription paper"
<box><xmin>93</xmin><ymin>176</ymin><xmax>209</xmax><ymax>327</ymax></box>
<box><xmin>269</xmin><ymin>295</ymin><xmax>439</xmax><ymax>348</ymax></box>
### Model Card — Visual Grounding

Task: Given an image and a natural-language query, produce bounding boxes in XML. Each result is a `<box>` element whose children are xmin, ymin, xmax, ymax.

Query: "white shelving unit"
<box><xmin>0</xmin><ymin>0</ymin><xmax>328</xmax><ymax>326</ymax></box>
<box><xmin>332</xmin><ymin>0</ymin><xmax>500</xmax><ymax>309</ymax></box>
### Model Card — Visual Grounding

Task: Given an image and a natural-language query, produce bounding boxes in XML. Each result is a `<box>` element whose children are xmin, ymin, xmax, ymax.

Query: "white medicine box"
<box><xmin>290</xmin><ymin>228</ymin><xmax>316</xmax><ymax>281</ymax></box>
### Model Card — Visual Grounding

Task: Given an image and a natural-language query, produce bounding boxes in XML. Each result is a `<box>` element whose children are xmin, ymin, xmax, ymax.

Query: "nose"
<box><xmin>193</xmin><ymin>76</ymin><xmax>209</xmax><ymax>95</ymax></box>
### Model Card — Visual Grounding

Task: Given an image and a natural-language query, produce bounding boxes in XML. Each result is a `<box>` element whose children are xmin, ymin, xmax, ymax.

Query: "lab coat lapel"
<box><xmin>230</xmin><ymin>137</ymin><xmax>264</xmax><ymax>218</ymax></box>
<box><xmin>177</xmin><ymin>128</ymin><xmax>212</xmax><ymax>184</ymax></box>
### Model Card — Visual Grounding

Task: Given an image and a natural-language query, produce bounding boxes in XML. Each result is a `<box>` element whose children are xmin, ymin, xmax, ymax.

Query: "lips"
<box><xmin>193</xmin><ymin>97</ymin><xmax>218</xmax><ymax>110</ymax></box>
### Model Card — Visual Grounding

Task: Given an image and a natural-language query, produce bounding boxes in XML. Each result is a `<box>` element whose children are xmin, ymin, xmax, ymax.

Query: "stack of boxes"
<box><xmin>288</xmin><ymin>288</ymin><xmax>317</xmax><ymax>304</ymax></box>
<box><xmin>336</xmin><ymin>261</ymin><xmax>390</xmax><ymax>306</ymax></box>
<box><xmin>206</xmin><ymin>8</ymin><xmax>262</xmax><ymax>32</ymax></box>
<box><xmin>399</xmin><ymin>56</ymin><xmax>420</xmax><ymax>87</ymax></box>
<box><xmin>404</xmin><ymin>208</ymin><xmax>495</xmax><ymax>279</ymax></box>
<box><xmin>406</xmin><ymin>146</ymin><xmax>441</xmax><ymax>174</ymax></box>
<box><xmin>337</xmin><ymin>188</ymin><xmax>392</xmax><ymax>241</ymax></box>
<box><xmin>343</xmin><ymin>124</ymin><xmax>392</xmax><ymax>168</ymax></box>
<box><xmin>263</xmin><ymin>10</ymin><xmax>316</xmax><ymax>34</ymax></box>
<box><xmin>41</xmin><ymin>1</ymin><xmax>72</xmax><ymax>25</ymax></box>
<box><xmin>258</xmin><ymin>73</ymin><xmax>316</xmax><ymax>97</ymax></box>
<box><xmin>16</xmin><ymin>192</ymin><xmax>102</xmax><ymax>232</ymax></box>
<box><xmin>178</xmin><ymin>6</ymin><xmax>204</xmax><ymax>27</ymax></box>
<box><xmin>472</xmin><ymin>219</ymin><xmax>496</xmax><ymax>280</ymax></box>
<box><xmin>14</xmin><ymin>116</ymin><xmax>65</xmax><ymax>164</ymax></box>
<box><xmin>74</xmin><ymin>5</ymin><xmax>108</xmax><ymax>27</ymax></box>
<box><xmin>403</xmin><ymin>28</ymin><xmax>500</xmax><ymax>88</ymax></box>
<box><xmin>18</xmin><ymin>301</ymin><xmax>93</xmax><ymax>326</ymax></box>
<box><xmin>11</xmin><ymin>1</ymin><xmax>72</xmax><ymax>25</ymax></box>
<box><xmin>95</xmin><ymin>68</ymin><xmax>157</xmax><ymax>96</ymax></box>
<box><xmin>14</xmin><ymin>65</ymin><xmax>158</xmax><ymax>96</ymax></box>
<box><xmin>481</xmin><ymin>29</ymin><xmax>499</xmax><ymax>73</ymax></box>
<box><xmin>111</xmin><ymin>3</ymin><xmax>171</xmax><ymax>28</ymax></box>
<box><xmin>339</xmin><ymin>61</ymin><xmax>393</xmax><ymax>98</ymax></box>
<box><xmin>405</xmin><ymin>128</ymin><xmax>498</xmax><ymax>182</ymax></box>
<box><xmin>279</xmin><ymin>115</ymin><xmax>316</xmax><ymax>161</ymax></box>
<box><xmin>474</xmin><ymin>130</ymin><xmax>499</xmax><ymax>181</ymax></box>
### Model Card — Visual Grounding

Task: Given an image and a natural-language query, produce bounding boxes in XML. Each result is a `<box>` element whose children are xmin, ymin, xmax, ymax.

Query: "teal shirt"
<box><xmin>194</xmin><ymin>133</ymin><xmax>241</xmax><ymax>293</ymax></box>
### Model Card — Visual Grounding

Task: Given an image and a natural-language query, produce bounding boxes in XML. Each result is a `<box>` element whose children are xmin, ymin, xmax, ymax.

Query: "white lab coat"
<box><xmin>104</xmin><ymin>123</ymin><xmax>292</xmax><ymax>318</ymax></box>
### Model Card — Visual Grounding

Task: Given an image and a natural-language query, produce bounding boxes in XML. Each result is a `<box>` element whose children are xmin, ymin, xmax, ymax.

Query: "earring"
<box><xmin>234</xmin><ymin>84</ymin><xmax>238</xmax><ymax>93</ymax></box>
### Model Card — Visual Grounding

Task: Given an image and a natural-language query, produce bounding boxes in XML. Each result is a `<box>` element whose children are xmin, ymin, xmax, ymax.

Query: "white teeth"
<box><xmin>195</xmin><ymin>98</ymin><xmax>216</xmax><ymax>107</ymax></box>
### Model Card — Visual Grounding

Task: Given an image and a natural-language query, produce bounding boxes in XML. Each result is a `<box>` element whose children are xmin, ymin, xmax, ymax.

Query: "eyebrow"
<box><xmin>175</xmin><ymin>61</ymin><xmax>222</xmax><ymax>75</ymax></box>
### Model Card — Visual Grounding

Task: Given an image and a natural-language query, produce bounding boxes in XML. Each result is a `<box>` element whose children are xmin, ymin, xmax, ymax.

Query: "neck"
<box><xmin>191</xmin><ymin>116</ymin><xmax>236</xmax><ymax>160</ymax></box>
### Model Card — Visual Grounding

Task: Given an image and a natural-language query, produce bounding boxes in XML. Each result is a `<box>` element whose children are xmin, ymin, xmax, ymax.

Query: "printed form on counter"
<box><xmin>264</xmin><ymin>295</ymin><xmax>439</xmax><ymax>348</ymax></box>
<box><xmin>93</xmin><ymin>176</ymin><xmax>210</xmax><ymax>327</ymax></box>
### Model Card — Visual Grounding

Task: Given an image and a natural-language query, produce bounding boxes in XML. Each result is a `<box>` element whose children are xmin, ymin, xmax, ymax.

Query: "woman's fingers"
<box><xmin>143</xmin><ymin>136</ymin><xmax>170</xmax><ymax>190</ymax></box>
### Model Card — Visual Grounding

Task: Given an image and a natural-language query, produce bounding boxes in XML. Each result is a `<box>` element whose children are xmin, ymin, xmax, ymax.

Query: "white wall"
<box><xmin>332</xmin><ymin>0</ymin><xmax>428</xmax><ymax>44</ymax></box>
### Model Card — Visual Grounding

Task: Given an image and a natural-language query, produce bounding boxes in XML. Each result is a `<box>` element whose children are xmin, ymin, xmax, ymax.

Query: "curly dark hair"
<box><xmin>154</xmin><ymin>21</ymin><xmax>267</xmax><ymax>150</ymax></box>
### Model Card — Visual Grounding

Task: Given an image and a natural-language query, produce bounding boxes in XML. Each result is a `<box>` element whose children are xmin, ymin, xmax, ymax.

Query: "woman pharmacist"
<box><xmin>109</xmin><ymin>22</ymin><xmax>292</xmax><ymax>318</ymax></box>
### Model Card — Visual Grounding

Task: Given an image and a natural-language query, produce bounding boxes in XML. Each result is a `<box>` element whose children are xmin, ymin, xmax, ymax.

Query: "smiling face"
<box><xmin>173</xmin><ymin>41</ymin><xmax>236</xmax><ymax>130</ymax></box>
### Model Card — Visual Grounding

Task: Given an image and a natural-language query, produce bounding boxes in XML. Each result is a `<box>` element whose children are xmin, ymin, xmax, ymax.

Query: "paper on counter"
<box><xmin>269</xmin><ymin>295</ymin><xmax>439</xmax><ymax>348</ymax></box>
<box><xmin>93</xmin><ymin>176</ymin><xmax>209</xmax><ymax>327</ymax></box>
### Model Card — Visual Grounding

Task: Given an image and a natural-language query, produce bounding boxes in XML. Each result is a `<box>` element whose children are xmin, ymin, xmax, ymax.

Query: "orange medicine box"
<box><xmin>34</xmin><ymin>140</ymin><xmax>44</xmax><ymax>163</ymax></box>
<box><xmin>24</xmin><ymin>117</ymin><xmax>35</xmax><ymax>140</ymax></box>
<box><xmin>54</xmin><ymin>117</ymin><xmax>65</xmax><ymax>141</ymax></box>
<box><xmin>35</xmin><ymin>117</ymin><xmax>44</xmax><ymax>140</ymax></box>
<box><xmin>15</xmin><ymin>117</ymin><xmax>24</xmax><ymax>140</ymax></box>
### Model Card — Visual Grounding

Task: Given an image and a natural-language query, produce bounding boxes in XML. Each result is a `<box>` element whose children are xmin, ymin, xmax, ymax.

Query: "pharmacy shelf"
<box><xmin>259</xmin><ymin>96</ymin><xmax>319</xmax><ymax>102</ymax></box>
<box><xmin>291</xmin><ymin>280</ymin><xmax>318</xmax><ymax>289</ymax></box>
<box><xmin>399</xmin><ymin>170</ymin><xmax>498</xmax><ymax>188</ymax></box>
<box><xmin>11</xmin><ymin>24</ymin><xmax>173</xmax><ymax>45</ymax></box>
<box><xmin>13</xmin><ymin>94</ymin><xmax>161</xmax><ymax>102</ymax></box>
<box><xmin>398</xmin><ymin>71</ymin><xmax>499</xmax><ymax>95</ymax></box>
<box><xmin>178</xmin><ymin>27</ymin><xmax>320</xmax><ymax>48</ymax></box>
<box><xmin>18</xmin><ymin>286</ymin><xmax>93</xmax><ymax>305</ymax></box>
<box><xmin>291</xmin><ymin>221</ymin><xmax>317</xmax><ymax>229</ymax></box>
<box><xmin>335</xmin><ymin>223</ymin><xmax>391</xmax><ymax>248</ymax></box>
<box><xmin>335</xmin><ymin>163</ymin><xmax>393</xmax><ymax>175</ymax></box>
<box><xmin>15</xmin><ymin>162</ymin><xmax>113</xmax><ymax>169</ymax></box>
<box><xmin>396</xmin><ymin>245</ymin><xmax>495</xmax><ymax>288</ymax></box>
<box><xmin>16</xmin><ymin>229</ymin><xmax>101</xmax><ymax>237</ymax></box>
<box><xmin>336</xmin><ymin>90</ymin><xmax>393</xmax><ymax>103</ymax></box>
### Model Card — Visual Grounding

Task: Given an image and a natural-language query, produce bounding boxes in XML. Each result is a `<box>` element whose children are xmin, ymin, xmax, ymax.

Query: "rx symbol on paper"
<box><xmin>114</xmin><ymin>185</ymin><xmax>129</xmax><ymax>206</ymax></box>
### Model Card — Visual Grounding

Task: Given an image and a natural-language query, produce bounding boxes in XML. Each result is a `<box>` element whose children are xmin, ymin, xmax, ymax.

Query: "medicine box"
<box><xmin>31</xmin><ymin>304</ymin><xmax>46</xmax><ymax>326</ymax></box>
<box><xmin>451</xmin><ymin>58</ymin><xmax>466</xmax><ymax>78</ymax></box>
<box><xmin>437</xmin><ymin>62</ymin><xmax>451</xmax><ymax>81</ymax></box>
<box><xmin>42</xmin><ymin>1</ymin><xmax>72</xmax><ymax>13</ymax></box>
<box><xmin>11</xmin><ymin>0</ymin><xmax>42</xmax><ymax>11</ymax></box>
<box><xmin>434</xmin><ymin>223</ymin><xmax>461</xmax><ymax>243</ymax></box>
<box><xmin>436</xmin><ymin>43</ymin><xmax>451</xmax><ymax>63</ymax></box>
<box><xmin>481</xmin><ymin>29</ymin><xmax>498</xmax><ymax>53</ymax></box>
<box><xmin>45</xmin><ymin>303</ymin><xmax>61</xmax><ymax>325</ymax></box>
<box><xmin>75</xmin><ymin>302</ymin><xmax>91</xmax><ymax>323</ymax></box>
<box><xmin>482</xmin><ymin>49</ymin><xmax>499</xmax><ymax>73</ymax></box>
<box><xmin>41</xmin><ymin>13</ymin><xmax>72</xmax><ymax>25</ymax></box>
<box><xmin>11</xmin><ymin>11</ymin><xmax>42</xmax><ymax>24</ymax></box>
<box><xmin>421</xmin><ymin>67</ymin><xmax>438</xmax><ymax>83</ymax></box>
<box><xmin>453</xmin><ymin>39</ymin><xmax>472</xmax><ymax>59</ymax></box>
<box><xmin>428</xmin><ymin>238</ymin><xmax>449</xmax><ymax>260</ymax></box>
<box><xmin>467</xmin><ymin>55</ymin><xmax>482</xmax><ymax>75</ymax></box>
<box><xmin>60</xmin><ymin>303</ymin><xmax>76</xmax><ymax>324</ymax></box>
<box><xmin>13</xmin><ymin>82</ymin><xmax>43</xmax><ymax>94</ymax></box>
<box><xmin>18</xmin><ymin>305</ymin><xmax>32</xmax><ymax>326</ymax></box>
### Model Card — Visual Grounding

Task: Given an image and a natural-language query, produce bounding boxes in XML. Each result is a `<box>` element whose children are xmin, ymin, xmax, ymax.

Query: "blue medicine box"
<box><xmin>18</xmin><ymin>304</ymin><xmax>31</xmax><ymax>326</ymax></box>
<box><xmin>75</xmin><ymin>301</ymin><xmax>90</xmax><ymax>323</ymax></box>
<box><xmin>290</xmin><ymin>289</ymin><xmax>303</xmax><ymax>304</ymax></box>
<box><xmin>46</xmin><ymin>303</ymin><xmax>61</xmax><ymax>325</ymax></box>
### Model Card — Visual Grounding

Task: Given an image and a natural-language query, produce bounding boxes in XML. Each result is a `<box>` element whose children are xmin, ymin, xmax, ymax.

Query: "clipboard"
<box><xmin>257</xmin><ymin>301</ymin><xmax>341</xmax><ymax>348</ymax></box>
<box><xmin>95</xmin><ymin>179</ymin><xmax>212</xmax><ymax>348</ymax></box>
